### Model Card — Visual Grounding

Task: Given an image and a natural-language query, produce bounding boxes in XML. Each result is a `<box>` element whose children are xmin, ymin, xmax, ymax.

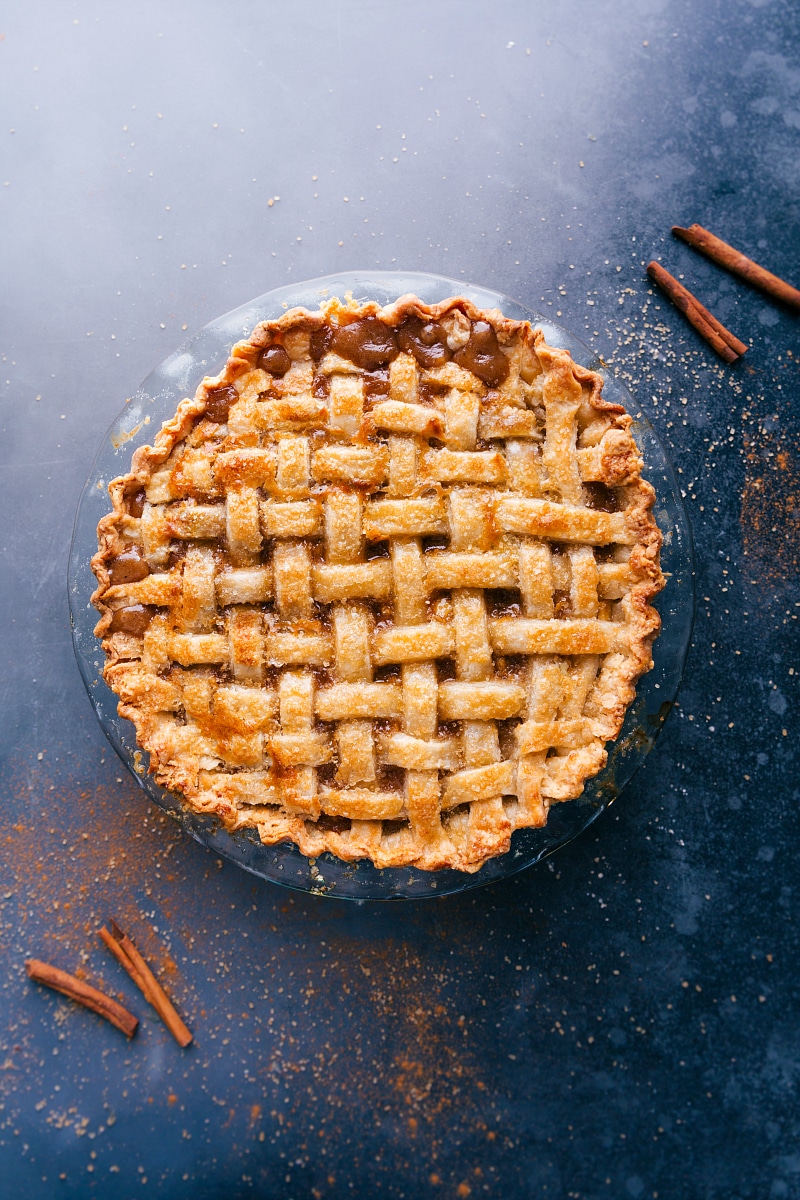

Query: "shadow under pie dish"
<box><xmin>91</xmin><ymin>293</ymin><xmax>664</xmax><ymax>874</ymax></box>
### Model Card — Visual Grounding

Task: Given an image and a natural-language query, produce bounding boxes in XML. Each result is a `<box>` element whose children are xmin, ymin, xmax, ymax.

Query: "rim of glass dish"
<box><xmin>69</xmin><ymin>271</ymin><xmax>694</xmax><ymax>902</ymax></box>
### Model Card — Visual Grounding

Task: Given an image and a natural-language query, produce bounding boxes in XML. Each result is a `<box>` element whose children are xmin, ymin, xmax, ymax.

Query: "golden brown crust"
<box><xmin>92</xmin><ymin>294</ymin><xmax>663</xmax><ymax>872</ymax></box>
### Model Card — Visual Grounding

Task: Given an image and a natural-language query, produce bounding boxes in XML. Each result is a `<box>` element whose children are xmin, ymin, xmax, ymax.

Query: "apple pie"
<box><xmin>92</xmin><ymin>294</ymin><xmax>663</xmax><ymax>872</ymax></box>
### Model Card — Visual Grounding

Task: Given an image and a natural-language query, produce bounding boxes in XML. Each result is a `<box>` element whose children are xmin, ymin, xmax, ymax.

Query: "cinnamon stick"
<box><xmin>646</xmin><ymin>261</ymin><xmax>747</xmax><ymax>362</ymax></box>
<box><xmin>673</xmin><ymin>223</ymin><xmax>800</xmax><ymax>310</ymax></box>
<box><xmin>99</xmin><ymin>920</ymin><xmax>192</xmax><ymax>1048</ymax></box>
<box><xmin>25</xmin><ymin>958</ymin><xmax>139</xmax><ymax>1038</ymax></box>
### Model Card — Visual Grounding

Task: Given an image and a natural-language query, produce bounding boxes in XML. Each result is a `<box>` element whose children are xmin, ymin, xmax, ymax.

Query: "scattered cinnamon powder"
<box><xmin>741</xmin><ymin>429</ymin><xmax>799</xmax><ymax>584</ymax></box>
<box><xmin>1</xmin><ymin>755</ymin><xmax>194</xmax><ymax>997</ymax></box>
<box><xmin>294</xmin><ymin>933</ymin><xmax>491</xmax><ymax>1136</ymax></box>
<box><xmin>5</xmin><ymin>753</ymin><xmax>501</xmax><ymax>1123</ymax></box>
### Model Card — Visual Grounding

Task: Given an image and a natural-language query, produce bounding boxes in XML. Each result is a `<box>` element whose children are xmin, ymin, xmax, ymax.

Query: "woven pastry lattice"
<box><xmin>93</xmin><ymin>295</ymin><xmax>662</xmax><ymax>872</ymax></box>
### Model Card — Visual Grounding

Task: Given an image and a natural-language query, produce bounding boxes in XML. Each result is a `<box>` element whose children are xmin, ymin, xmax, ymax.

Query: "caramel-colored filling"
<box><xmin>583</xmin><ymin>482</ymin><xmax>620</xmax><ymax>513</ymax></box>
<box><xmin>397</xmin><ymin>316</ymin><xmax>452</xmax><ymax>369</ymax></box>
<box><xmin>205</xmin><ymin>385</ymin><xmax>237</xmax><ymax>424</ymax></box>
<box><xmin>330</xmin><ymin>318</ymin><xmax>399</xmax><ymax>370</ymax></box>
<box><xmin>126</xmin><ymin>488</ymin><xmax>146</xmax><ymax>518</ymax></box>
<box><xmin>109</xmin><ymin>546</ymin><xmax>150</xmax><ymax>584</ymax></box>
<box><xmin>109</xmin><ymin>604</ymin><xmax>154</xmax><ymax>636</ymax></box>
<box><xmin>453</xmin><ymin>320</ymin><xmax>509</xmax><ymax>386</ymax></box>
<box><xmin>258</xmin><ymin>345</ymin><xmax>291</xmax><ymax>377</ymax></box>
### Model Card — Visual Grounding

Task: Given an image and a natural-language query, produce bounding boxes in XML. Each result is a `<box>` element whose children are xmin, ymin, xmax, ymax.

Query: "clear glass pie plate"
<box><xmin>69</xmin><ymin>271</ymin><xmax>694</xmax><ymax>901</ymax></box>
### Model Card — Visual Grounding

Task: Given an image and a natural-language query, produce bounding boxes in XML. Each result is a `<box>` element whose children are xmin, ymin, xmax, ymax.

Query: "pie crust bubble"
<box><xmin>92</xmin><ymin>293</ymin><xmax>663</xmax><ymax>873</ymax></box>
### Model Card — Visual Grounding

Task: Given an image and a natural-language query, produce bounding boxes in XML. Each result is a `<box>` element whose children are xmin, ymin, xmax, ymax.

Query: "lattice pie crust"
<box><xmin>92</xmin><ymin>295</ymin><xmax>663</xmax><ymax>872</ymax></box>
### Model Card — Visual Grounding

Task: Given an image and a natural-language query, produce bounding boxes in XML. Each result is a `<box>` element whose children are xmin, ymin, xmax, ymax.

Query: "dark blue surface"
<box><xmin>1</xmin><ymin>2</ymin><xmax>798</xmax><ymax>1197</ymax></box>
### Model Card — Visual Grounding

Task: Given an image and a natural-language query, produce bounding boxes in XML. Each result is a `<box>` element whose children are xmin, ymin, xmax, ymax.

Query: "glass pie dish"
<box><xmin>69</xmin><ymin>271</ymin><xmax>694</xmax><ymax>900</ymax></box>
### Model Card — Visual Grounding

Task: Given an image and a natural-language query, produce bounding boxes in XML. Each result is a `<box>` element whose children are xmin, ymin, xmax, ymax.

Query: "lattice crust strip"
<box><xmin>93</xmin><ymin>294</ymin><xmax>663</xmax><ymax>873</ymax></box>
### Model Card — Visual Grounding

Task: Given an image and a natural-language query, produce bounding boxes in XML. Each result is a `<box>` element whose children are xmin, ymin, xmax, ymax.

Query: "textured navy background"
<box><xmin>1</xmin><ymin>2</ymin><xmax>798</xmax><ymax>1197</ymax></box>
